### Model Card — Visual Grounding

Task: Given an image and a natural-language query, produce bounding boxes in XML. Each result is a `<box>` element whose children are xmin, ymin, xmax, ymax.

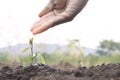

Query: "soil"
<box><xmin>0</xmin><ymin>63</ymin><xmax>120</xmax><ymax>80</ymax></box>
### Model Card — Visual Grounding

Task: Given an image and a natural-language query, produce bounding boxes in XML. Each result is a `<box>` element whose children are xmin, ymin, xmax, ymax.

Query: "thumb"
<box><xmin>39</xmin><ymin>0</ymin><xmax>54</xmax><ymax>17</ymax></box>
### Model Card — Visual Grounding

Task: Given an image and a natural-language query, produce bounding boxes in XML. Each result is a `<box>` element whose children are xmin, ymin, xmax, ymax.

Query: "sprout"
<box><xmin>22</xmin><ymin>37</ymin><xmax>45</xmax><ymax>66</ymax></box>
<box><xmin>29</xmin><ymin>37</ymin><xmax>34</xmax><ymax>45</ymax></box>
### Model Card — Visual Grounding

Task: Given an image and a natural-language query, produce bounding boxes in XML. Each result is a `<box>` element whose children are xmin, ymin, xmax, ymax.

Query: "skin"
<box><xmin>31</xmin><ymin>0</ymin><xmax>89</xmax><ymax>35</ymax></box>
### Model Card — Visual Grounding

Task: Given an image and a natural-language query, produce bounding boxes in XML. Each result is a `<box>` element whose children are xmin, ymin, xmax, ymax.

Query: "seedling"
<box><xmin>22</xmin><ymin>37</ymin><xmax>45</xmax><ymax>65</ymax></box>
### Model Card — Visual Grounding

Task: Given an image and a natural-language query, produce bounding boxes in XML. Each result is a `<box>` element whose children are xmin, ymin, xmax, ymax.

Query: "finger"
<box><xmin>39</xmin><ymin>0</ymin><xmax>54</xmax><ymax>17</ymax></box>
<box><xmin>48</xmin><ymin>12</ymin><xmax>70</xmax><ymax>26</ymax></box>
<box><xmin>31</xmin><ymin>12</ymin><xmax>54</xmax><ymax>32</ymax></box>
<box><xmin>32</xmin><ymin>15</ymin><xmax>55</xmax><ymax>34</ymax></box>
<box><xmin>32</xmin><ymin>23</ymin><xmax>51</xmax><ymax>35</ymax></box>
<box><xmin>32</xmin><ymin>12</ymin><xmax>68</xmax><ymax>34</ymax></box>
<box><xmin>31</xmin><ymin>20</ymin><xmax>41</xmax><ymax>32</ymax></box>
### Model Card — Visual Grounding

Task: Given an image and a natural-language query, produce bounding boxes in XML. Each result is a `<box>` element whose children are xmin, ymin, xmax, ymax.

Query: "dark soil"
<box><xmin>0</xmin><ymin>63</ymin><xmax>120</xmax><ymax>80</ymax></box>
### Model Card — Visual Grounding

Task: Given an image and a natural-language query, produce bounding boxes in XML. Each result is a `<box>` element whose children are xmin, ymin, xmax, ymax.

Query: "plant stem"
<box><xmin>31</xmin><ymin>42</ymin><xmax>33</xmax><ymax>64</ymax></box>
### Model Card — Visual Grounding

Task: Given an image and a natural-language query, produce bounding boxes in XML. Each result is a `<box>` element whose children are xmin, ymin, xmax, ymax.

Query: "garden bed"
<box><xmin>0</xmin><ymin>63</ymin><xmax>120</xmax><ymax>80</ymax></box>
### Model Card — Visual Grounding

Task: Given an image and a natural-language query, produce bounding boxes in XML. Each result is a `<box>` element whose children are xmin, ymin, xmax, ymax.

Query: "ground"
<box><xmin>0</xmin><ymin>63</ymin><xmax>120</xmax><ymax>80</ymax></box>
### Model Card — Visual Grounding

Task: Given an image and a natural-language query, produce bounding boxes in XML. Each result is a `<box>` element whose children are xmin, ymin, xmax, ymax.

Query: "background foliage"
<box><xmin>0</xmin><ymin>39</ymin><xmax>120</xmax><ymax>67</ymax></box>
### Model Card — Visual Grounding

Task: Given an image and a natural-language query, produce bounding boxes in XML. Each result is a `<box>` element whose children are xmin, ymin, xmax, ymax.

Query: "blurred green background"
<box><xmin>1</xmin><ymin>39</ymin><xmax>120</xmax><ymax>67</ymax></box>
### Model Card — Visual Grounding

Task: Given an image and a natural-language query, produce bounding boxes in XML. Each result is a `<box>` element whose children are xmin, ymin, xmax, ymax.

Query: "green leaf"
<box><xmin>36</xmin><ymin>54</ymin><xmax>45</xmax><ymax>64</ymax></box>
<box><xmin>40</xmin><ymin>55</ymin><xmax>45</xmax><ymax>64</ymax></box>
<box><xmin>29</xmin><ymin>37</ymin><xmax>34</xmax><ymax>45</ymax></box>
<box><xmin>24</xmin><ymin>56</ymin><xmax>31</xmax><ymax>64</ymax></box>
<box><xmin>22</xmin><ymin>47</ymin><xmax>29</xmax><ymax>53</ymax></box>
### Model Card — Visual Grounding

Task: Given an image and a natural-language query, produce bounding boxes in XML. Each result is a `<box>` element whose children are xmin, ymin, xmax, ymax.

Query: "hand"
<box><xmin>31</xmin><ymin>0</ymin><xmax>88</xmax><ymax>35</ymax></box>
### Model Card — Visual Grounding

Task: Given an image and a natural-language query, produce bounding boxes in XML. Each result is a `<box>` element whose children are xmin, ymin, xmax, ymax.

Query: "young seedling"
<box><xmin>22</xmin><ymin>37</ymin><xmax>45</xmax><ymax>65</ymax></box>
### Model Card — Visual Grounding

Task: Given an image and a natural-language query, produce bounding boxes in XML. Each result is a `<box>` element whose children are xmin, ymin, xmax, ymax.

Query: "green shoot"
<box><xmin>22</xmin><ymin>37</ymin><xmax>45</xmax><ymax>65</ymax></box>
<box><xmin>29</xmin><ymin>37</ymin><xmax>34</xmax><ymax>64</ymax></box>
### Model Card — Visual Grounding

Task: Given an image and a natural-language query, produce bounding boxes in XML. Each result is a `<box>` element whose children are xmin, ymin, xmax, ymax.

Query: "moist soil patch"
<box><xmin>0</xmin><ymin>63</ymin><xmax>120</xmax><ymax>80</ymax></box>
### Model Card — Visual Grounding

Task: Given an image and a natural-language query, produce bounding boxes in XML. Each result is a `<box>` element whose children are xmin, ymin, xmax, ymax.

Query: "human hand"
<box><xmin>31</xmin><ymin>0</ymin><xmax>88</xmax><ymax>35</ymax></box>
